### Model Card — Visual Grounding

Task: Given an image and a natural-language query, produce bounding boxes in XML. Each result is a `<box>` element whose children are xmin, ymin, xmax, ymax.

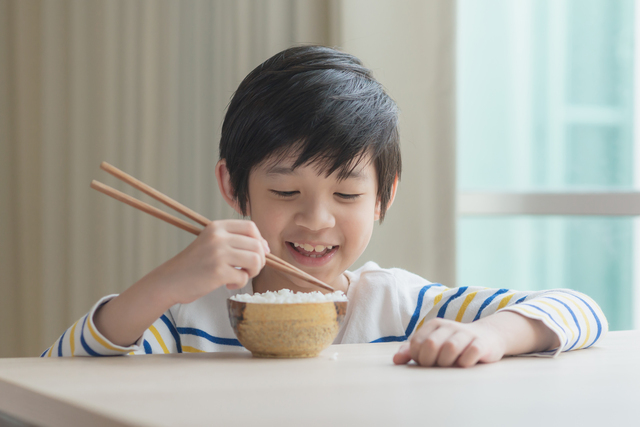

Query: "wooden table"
<box><xmin>0</xmin><ymin>330</ymin><xmax>638</xmax><ymax>427</ymax></box>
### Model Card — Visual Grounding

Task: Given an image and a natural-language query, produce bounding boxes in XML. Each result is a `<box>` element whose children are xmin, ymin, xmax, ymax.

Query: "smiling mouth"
<box><xmin>287</xmin><ymin>242</ymin><xmax>339</xmax><ymax>258</ymax></box>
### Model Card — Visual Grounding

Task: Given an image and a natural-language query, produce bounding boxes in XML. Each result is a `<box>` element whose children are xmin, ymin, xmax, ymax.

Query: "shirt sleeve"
<box><xmin>413</xmin><ymin>286</ymin><xmax>609</xmax><ymax>357</ymax></box>
<box><xmin>40</xmin><ymin>295</ymin><xmax>182</xmax><ymax>357</ymax></box>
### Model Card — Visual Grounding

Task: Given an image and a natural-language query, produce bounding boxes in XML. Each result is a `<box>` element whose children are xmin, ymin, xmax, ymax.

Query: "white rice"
<box><xmin>230</xmin><ymin>289</ymin><xmax>347</xmax><ymax>304</ymax></box>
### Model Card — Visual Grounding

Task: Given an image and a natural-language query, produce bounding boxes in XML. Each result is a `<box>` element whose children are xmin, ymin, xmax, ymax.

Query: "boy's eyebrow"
<box><xmin>265</xmin><ymin>165</ymin><xmax>297</xmax><ymax>176</ymax></box>
<box><xmin>344</xmin><ymin>169</ymin><xmax>367</xmax><ymax>180</ymax></box>
<box><xmin>265</xmin><ymin>165</ymin><xmax>367</xmax><ymax>180</ymax></box>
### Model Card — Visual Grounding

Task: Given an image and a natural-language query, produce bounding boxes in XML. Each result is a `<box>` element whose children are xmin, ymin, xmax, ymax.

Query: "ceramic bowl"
<box><xmin>227</xmin><ymin>299</ymin><xmax>348</xmax><ymax>358</ymax></box>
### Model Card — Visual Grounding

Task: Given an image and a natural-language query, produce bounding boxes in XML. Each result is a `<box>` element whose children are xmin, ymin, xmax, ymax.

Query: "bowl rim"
<box><xmin>227</xmin><ymin>298</ymin><xmax>348</xmax><ymax>306</ymax></box>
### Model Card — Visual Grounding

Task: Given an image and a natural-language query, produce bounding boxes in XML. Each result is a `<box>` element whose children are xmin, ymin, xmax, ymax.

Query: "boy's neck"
<box><xmin>251</xmin><ymin>268</ymin><xmax>349</xmax><ymax>295</ymax></box>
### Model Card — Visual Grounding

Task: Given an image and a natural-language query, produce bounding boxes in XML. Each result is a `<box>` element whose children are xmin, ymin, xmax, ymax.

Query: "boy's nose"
<box><xmin>295</xmin><ymin>200</ymin><xmax>335</xmax><ymax>231</ymax></box>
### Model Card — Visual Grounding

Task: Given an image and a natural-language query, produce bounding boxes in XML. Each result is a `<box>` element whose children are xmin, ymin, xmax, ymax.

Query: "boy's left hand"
<box><xmin>393</xmin><ymin>317</ymin><xmax>506</xmax><ymax>368</ymax></box>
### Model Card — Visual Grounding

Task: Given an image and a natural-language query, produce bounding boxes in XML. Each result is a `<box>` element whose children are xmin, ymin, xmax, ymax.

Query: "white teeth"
<box><xmin>291</xmin><ymin>242</ymin><xmax>336</xmax><ymax>253</ymax></box>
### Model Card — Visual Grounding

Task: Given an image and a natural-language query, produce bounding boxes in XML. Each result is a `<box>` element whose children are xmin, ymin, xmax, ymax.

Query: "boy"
<box><xmin>43</xmin><ymin>46</ymin><xmax>606</xmax><ymax>367</ymax></box>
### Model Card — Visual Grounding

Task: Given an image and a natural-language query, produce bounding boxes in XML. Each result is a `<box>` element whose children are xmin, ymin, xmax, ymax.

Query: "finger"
<box><xmin>393</xmin><ymin>343</ymin><xmax>412</xmax><ymax>365</ymax></box>
<box><xmin>219</xmin><ymin>220</ymin><xmax>263</xmax><ymax>240</ymax></box>
<box><xmin>221</xmin><ymin>221</ymin><xmax>269</xmax><ymax>255</ymax></box>
<box><xmin>407</xmin><ymin>318</ymin><xmax>444</xmax><ymax>362</ymax></box>
<box><xmin>436</xmin><ymin>332</ymin><xmax>475</xmax><ymax>367</ymax></box>
<box><xmin>413</xmin><ymin>325</ymin><xmax>456</xmax><ymax>367</ymax></box>
<box><xmin>456</xmin><ymin>339</ymin><xmax>485</xmax><ymax>368</ymax></box>
<box><xmin>227</xmin><ymin>235</ymin><xmax>266</xmax><ymax>264</ymax></box>
<box><xmin>412</xmin><ymin>317</ymin><xmax>442</xmax><ymax>339</ymax></box>
<box><xmin>409</xmin><ymin>320</ymin><xmax>443</xmax><ymax>364</ymax></box>
<box><xmin>225</xmin><ymin>249</ymin><xmax>265</xmax><ymax>278</ymax></box>
<box><xmin>224</xmin><ymin>266</ymin><xmax>250</xmax><ymax>290</ymax></box>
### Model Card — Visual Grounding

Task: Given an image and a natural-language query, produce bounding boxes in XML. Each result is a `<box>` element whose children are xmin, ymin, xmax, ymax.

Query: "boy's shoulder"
<box><xmin>337</xmin><ymin>262</ymin><xmax>444</xmax><ymax>344</ymax></box>
<box><xmin>347</xmin><ymin>261</ymin><xmax>437</xmax><ymax>291</ymax></box>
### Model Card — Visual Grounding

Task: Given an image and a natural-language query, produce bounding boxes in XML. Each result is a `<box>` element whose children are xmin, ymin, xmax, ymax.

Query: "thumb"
<box><xmin>393</xmin><ymin>343</ymin><xmax>412</xmax><ymax>365</ymax></box>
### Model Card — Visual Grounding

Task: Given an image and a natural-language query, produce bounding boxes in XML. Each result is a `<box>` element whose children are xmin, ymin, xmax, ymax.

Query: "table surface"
<box><xmin>0</xmin><ymin>330</ymin><xmax>638</xmax><ymax>427</ymax></box>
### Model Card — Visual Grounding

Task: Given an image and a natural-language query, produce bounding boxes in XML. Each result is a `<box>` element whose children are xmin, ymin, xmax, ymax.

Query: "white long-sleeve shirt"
<box><xmin>41</xmin><ymin>261</ymin><xmax>608</xmax><ymax>358</ymax></box>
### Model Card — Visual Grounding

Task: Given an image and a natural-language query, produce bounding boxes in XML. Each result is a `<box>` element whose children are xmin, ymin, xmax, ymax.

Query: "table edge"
<box><xmin>0</xmin><ymin>377</ymin><xmax>131</xmax><ymax>427</ymax></box>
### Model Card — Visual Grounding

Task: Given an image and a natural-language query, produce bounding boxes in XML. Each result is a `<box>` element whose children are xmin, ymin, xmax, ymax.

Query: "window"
<box><xmin>457</xmin><ymin>0</ymin><xmax>638</xmax><ymax>331</ymax></box>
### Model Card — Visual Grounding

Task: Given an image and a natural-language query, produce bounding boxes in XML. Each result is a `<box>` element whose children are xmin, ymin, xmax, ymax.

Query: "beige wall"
<box><xmin>0</xmin><ymin>0</ymin><xmax>455</xmax><ymax>357</ymax></box>
<box><xmin>339</xmin><ymin>1</ymin><xmax>456</xmax><ymax>285</ymax></box>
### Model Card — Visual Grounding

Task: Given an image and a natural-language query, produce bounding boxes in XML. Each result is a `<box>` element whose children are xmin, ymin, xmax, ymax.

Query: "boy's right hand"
<box><xmin>154</xmin><ymin>220</ymin><xmax>270</xmax><ymax>306</ymax></box>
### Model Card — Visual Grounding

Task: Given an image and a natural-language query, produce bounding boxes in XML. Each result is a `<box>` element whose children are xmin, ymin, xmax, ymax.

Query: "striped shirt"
<box><xmin>41</xmin><ymin>261</ymin><xmax>608</xmax><ymax>358</ymax></box>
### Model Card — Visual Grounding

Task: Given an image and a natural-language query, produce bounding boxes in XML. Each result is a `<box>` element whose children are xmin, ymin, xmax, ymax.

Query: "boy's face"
<box><xmin>246</xmin><ymin>155</ymin><xmax>380</xmax><ymax>293</ymax></box>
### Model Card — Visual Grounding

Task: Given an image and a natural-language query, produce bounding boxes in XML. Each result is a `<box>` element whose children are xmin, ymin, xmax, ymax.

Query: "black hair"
<box><xmin>219</xmin><ymin>45</ymin><xmax>401</xmax><ymax>221</ymax></box>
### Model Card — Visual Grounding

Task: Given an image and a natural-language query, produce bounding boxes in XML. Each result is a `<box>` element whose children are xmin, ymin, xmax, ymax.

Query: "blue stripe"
<box><xmin>371</xmin><ymin>335</ymin><xmax>406</xmax><ymax>343</ymax></box>
<box><xmin>160</xmin><ymin>314</ymin><xmax>182</xmax><ymax>353</ymax></box>
<box><xmin>473</xmin><ymin>288</ymin><xmax>509</xmax><ymax>321</ymax></box>
<box><xmin>80</xmin><ymin>315</ymin><xmax>103</xmax><ymax>357</ymax></box>
<box><xmin>437</xmin><ymin>287</ymin><xmax>468</xmax><ymax>318</ymax></box>
<box><xmin>515</xmin><ymin>296</ymin><xmax>528</xmax><ymax>304</ymax></box>
<box><xmin>40</xmin><ymin>348</ymin><xmax>49</xmax><ymax>357</ymax></box>
<box><xmin>404</xmin><ymin>284</ymin><xmax>442</xmax><ymax>337</ymax></box>
<box><xmin>371</xmin><ymin>283</ymin><xmax>444</xmax><ymax>343</ymax></box>
<box><xmin>177</xmin><ymin>327</ymin><xmax>242</xmax><ymax>347</ymax></box>
<box><xmin>545</xmin><ymin>296</ymin><xmax>581</xmax><ymax>351</ymax></box>
<box><xmin>143</xmin><ymin>340</ymin><xmax>152</xmax><ymax>354</ymax></box>
<box><xmin>57</xmin><ymin>329</ymin><xmax>67</xmax><ymax>357</ymax></box>
<box><xmin>519</xmin><ymin>303</ymin><xmax>568</xmax><ymax>349</ymax></box>
<box><xmin>553</xmin><ymin>290</ymin><xmax>603</xmax><ymax>348</ymax></box>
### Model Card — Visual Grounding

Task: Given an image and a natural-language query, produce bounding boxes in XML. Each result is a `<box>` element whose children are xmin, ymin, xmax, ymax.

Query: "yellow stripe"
<box><xmin>496</xmin><ymin>293</ymin><xmax>514</xmax><ymax>310</ymax></box>
<box><xmin>455</xmin><ymin>291</ymin><xmax>478</xmax><ymax>322</ymax></box>
<box><xmin>574</xmin><ymin>291</ymin><xmax>607</xmax><ymax>327</ymax></box>
<box><xmin>554</xmin><ymin>294</ymin><xmax>591</xmax><ymax>349</ymax></box>
<box><xmin>128</xmin><ymin>351</ymin><xmax>135</xmax><ymax>355</ymax></box>
<box><xmin>182</xmin><ymin>345</ymin><xmax>205</xmax><ymax>353</ymax></box>
<box><xmin>69</xmin><ymin>320</ymin><xmax>79</xmax><ymax>356</ymax></box>
<box><xmin>571</xmin><ymin>291</ymin><xmax>605</xmax><ymax>340</ymax></box>
<box><xmin>47</xmin><ymin>346</ymin><xmax>53</xmax><ymax>357</ymax></box>
<box><xmin>574</xmin><ymin>292</ymin><xmax>600</xmax><ymax>312</ymax></box>
<box><xmin>87</xmin><ymin>315</ymin><xmax>129</xmax><ymax>353</ymax></box>
<box><xmin>538</xmin><ymin>300</ymin><xmax>574</xmax><ymax>346</ymax></box>
<box><xmin>433</xmin><ymin>292</ymin><xmax>444</xmax><ymax>307</ymax></box>
<box><xmin>420</xmin><ymin>291</ymin><xmax>447</xmax><ymax>331</ymax></box>
<box><xmin>573</xmin><ymin>304</ymin><xmax>591</xmax><ymax>349</ymax></box>
<box><xmin>149</xmin><ymin>325</ymin><xmax>169</xmax><ymax>354</ymax></box>
<box><xmin>516</xmin><ymin>307</ymin><xmax>539</xmax><ymax>320</ymax></box>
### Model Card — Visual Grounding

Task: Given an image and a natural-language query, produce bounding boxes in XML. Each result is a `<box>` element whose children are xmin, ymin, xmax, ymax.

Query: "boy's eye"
<box><xmin>335</xmin><ymin>193</ymin><xmax>361</xmax><ymax>200</ymax></box>
<box><xmin>270</xmin><ymin>190</ymin><xmax>299</xmax><ymax>198</ymax></box>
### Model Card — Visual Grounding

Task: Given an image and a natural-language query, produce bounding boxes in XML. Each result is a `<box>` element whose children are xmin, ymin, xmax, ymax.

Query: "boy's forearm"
<box><xmin>478</xmin><ymin>311</ymin><xmax>561</xmax><ymax>355</ymax></box>
<box><xmin>93</xmin><ymin>267</ymin><xmax>175</xmax><ymax>347</ymax></box>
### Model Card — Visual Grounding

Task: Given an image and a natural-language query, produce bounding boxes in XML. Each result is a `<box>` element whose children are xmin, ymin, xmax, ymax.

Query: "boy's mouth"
<box><xmin>287</xmin><ymin>242</ymin><xmax>339</xmax><ymax>258</ymax></box>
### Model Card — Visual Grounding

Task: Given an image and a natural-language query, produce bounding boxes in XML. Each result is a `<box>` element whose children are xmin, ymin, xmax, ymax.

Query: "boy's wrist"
<box><xmin>139</xmin><ymin>262</ymin><xmax>183</xmax><ymax>309</ymax></box>
<box><xmin>479</xmin><ymin>311</ymin><xmax>559</xmax><ymax>355</ymax></box>
<box><xmin>93</xmin><ymin>266</ymin><xmax>178</xmax><ymax>347</ymax></box>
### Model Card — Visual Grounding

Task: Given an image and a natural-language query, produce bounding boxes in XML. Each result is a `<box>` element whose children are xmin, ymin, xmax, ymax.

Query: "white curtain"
<box><xmin>0</xmin><ymin>0</ymin><xmax>455</xmax><ymax>357</ymax></box>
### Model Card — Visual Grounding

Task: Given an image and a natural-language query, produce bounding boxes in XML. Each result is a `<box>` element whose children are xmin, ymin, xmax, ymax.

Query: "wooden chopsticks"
<box><xmin>91</xmin><ymin>162</ymin><xmax>335</xmax><ymax>292</ymax></box>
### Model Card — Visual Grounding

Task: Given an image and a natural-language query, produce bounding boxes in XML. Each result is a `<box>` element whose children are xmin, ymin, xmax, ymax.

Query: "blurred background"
<box><xmin>0</xmin><ymin>0</ymin><xmax>636</xmax><ymax>358</ymax></box>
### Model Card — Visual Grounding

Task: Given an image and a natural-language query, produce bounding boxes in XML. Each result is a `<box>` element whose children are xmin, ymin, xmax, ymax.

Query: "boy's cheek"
<box><xmin>250</xmin><ymin>207</ymin><xmax>286</xmax><ymax>237</ymax></box>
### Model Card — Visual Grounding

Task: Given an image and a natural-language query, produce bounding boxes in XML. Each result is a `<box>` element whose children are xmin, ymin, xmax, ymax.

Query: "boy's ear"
<box><xmin>215</xmin><ymin>160</ymin><xmax>246</xmax><ymax>216</ymax></box>
<box><xmin>374</xmin><ymin>173</ymin><xmax>399</xmax><ymax>221</ymax></box>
